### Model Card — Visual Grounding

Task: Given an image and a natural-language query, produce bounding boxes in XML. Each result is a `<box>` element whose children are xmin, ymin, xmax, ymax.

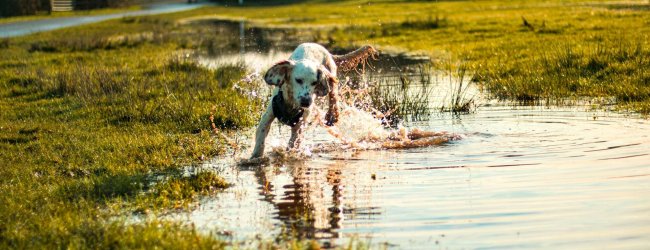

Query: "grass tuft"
<box><xmin>367</xmin><ymin>64</ymin><xmax>433</xmax><ymax>125</ymax></box>
<box><xmin>153</xmin><ymin>171</ymin><xmax>230</xmax><ymax>208</ymax></box>
<box><xmin>476</xmin><ymin>38</ymin><xmax>650</xmax><ymax>106</ymax></box>
<box><xmin>440</xmin><ymin>61</ymin><xmax>476</xmax><ymax>113</ymax></box>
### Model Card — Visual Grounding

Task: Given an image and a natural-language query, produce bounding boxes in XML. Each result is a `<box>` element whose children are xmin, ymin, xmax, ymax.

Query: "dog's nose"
<box><xmin>299</xmin><ymin>96</ymin><xmax>312</xmax><ymax>107</ymax></box>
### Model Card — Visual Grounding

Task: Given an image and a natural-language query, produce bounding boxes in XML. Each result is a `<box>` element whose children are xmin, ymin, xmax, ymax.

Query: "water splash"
<box><xmin>239</xmin><ymin>100</ymin><xmax>461</xmax><ymax>166</ymax></box>
<box><xmin>198</xmin><ymin>51</ymin><xmax>291</xmax><ymax>76</ymax></box>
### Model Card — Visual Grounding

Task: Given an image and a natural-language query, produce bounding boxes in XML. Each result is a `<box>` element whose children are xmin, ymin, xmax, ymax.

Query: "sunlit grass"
<box><xmin>186</xmin><ymin>0</ymin><xmax>650</xmax><ymax>113</ymax></box>
<box><xmin>0</xmin><ymin>15</ymin><xmax>259</xmax><ymax>247</ymax></box>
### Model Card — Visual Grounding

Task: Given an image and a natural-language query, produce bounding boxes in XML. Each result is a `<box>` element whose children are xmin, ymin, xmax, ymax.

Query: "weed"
<box><xmin>215</xmin><ymin>61</ymin><xmax>247</xmax><ymax>89</ymax></box>
<box><xmin>439</xmin><ymin>61</ymin><xmax>476</xmax><ymax>113</ymax></box>
<box><xmin>367</xmin><ymin>64</ymin><xmax>433</xmax><ymax>125</ymax></box>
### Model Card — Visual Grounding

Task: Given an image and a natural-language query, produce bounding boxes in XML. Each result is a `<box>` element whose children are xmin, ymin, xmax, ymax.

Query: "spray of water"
<box><xmin>238</xmin><ymin>77</ymin><xmax>461</xmax><ymax>166</ymax></box>
<box><xmin>198</xmin><ymin>50</ymin><xmax>461</xmax><ymax>165</ymax></box>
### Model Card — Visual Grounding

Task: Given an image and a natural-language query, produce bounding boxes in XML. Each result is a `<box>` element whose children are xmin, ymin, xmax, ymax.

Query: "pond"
<box><xmin>168</xmin><ymin>20</ymin><xmax>650</xmax><ymax>249</ymax></box>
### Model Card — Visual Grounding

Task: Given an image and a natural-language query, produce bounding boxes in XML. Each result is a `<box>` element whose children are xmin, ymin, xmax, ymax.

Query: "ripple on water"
<box><xmin>165</xmin><ymin>29</ymin><xmax>650</xmax><ymax>247</ymax></box>
<box><xmin>164</xmin><ymin>104</ymin><xmax>650</xmax><ymax>249</ymax></box>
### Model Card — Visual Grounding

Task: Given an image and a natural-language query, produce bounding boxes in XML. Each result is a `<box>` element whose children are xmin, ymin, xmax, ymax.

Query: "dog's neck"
<box><xmin>273</xmin><ymin>90</ymin><xmax>304</xmax><ymax>127</ymax></box>
<box><xmin>280</xmin><ymin>85</ymin><xmax>301</xmax><ymax>110</ymax></box>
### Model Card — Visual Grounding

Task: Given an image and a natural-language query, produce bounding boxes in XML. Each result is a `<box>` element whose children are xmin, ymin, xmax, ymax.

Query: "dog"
<box><xmin>251</xmin><ymin>43</ymin><xmax>377</xmax><ymax>159</ymax></box>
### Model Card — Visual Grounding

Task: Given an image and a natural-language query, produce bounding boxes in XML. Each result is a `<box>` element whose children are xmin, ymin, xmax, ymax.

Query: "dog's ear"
<box><xmin>264</xmin><ymin>60</ymin><xmax>294</xmax><ymax>86</ymax></box>
<box><xmin>316</xmin><ymin>67</ymin><xmax>337</xmax><ymax>97</ymax></box>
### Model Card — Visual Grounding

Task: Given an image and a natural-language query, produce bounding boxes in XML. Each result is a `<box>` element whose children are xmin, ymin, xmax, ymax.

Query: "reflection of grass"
<box><xmin>365</xmin><ymin>60</ymin><xmax>476</xmax><ymax>123</ymax></box>
<box><xmin>185</xmin><ymin>0</ymin><xmax>650</xmax><ymax>114</ymax></box>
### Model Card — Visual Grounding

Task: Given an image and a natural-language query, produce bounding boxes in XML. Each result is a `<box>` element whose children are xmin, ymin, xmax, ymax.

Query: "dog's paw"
<box><xmin>325</xmin><ymin>111</ymin><xmax>339</xmax><ymax>126</ymax></box>
<box><xmin>239</xmin><ymin>156</ymin><xmax>270</xmax><ymax>166</ymax></box>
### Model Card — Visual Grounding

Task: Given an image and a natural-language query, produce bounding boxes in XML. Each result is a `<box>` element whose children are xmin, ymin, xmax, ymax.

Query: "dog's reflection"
<box><xmin>241</xmin><ymin>160</ymin><xmax>347</xmax><ymax>241</ymax></box>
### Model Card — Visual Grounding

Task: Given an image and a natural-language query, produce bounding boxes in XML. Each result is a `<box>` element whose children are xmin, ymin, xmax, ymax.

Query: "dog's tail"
<box><xmin>333</xmin><ymin>45</ymin><xmax>378</xmax><ymax>72</ymax></box>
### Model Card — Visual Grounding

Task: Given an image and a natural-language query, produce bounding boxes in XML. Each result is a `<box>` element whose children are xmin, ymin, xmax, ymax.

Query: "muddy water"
<box><xmin>177</xmin><ymin>20</ymin><xmax>650</xmax><ymax>248</ymax></box>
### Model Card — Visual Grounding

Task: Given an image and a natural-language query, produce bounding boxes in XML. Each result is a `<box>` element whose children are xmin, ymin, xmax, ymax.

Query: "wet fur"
<box><xmin>251</xmin><ymin>43</ymin><xmax>377</xmax><ymax>159</ymax></box>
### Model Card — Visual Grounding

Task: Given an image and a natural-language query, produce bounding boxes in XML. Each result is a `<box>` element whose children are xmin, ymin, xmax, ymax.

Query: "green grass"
<box><xmin>184</xmin><ymin>0</ymin><xmax>650</xmax><ymax>113</ymax></box>
<box><xmin>0</xmin><ymin>14</ymin><xmax>260</xmax><ymax>248</ymax></box>
<box><xmin>367</xmin><ymin>65</ymin><xmax>434</xmax><ymax>124</ymax></box>
<box><xmin>1</xmin><ymin>0</ymin><xmax>649</xmax><ymax>248</ymax></box>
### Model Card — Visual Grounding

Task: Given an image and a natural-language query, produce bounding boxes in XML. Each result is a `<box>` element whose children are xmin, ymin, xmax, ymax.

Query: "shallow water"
<box><xmin>179</xmin><ymin>104</ymin><xmax>650</xmax><ymax>249</ymax></box>
<box><xmin>169</xmin><ymin>20</ymin><xmax>650</xmax><ymax>248</ymax></box>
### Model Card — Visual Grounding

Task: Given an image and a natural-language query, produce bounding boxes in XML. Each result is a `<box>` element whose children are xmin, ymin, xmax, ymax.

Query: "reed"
<box><xmin>440</xmin><ymin>61</ymin><xmax>476</xmax><ymax>113</ymax></box>
<box><xmin>367</xmin><ymin>63</ymin><xmax>433</xmax><ymax>125</ymax></box>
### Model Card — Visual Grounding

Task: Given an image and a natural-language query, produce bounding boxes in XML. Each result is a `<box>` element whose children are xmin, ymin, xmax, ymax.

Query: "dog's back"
<box><xmin>289</xmin><ymin>43</ymin><xmax>332</xmax><ymax>65</ymax></box>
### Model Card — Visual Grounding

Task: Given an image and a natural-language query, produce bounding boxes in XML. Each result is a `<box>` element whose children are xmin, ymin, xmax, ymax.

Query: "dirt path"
<box><xmin>0</xmin><ymin>2</ymin><xmax>210</xmax><ymax>38</ymax></box>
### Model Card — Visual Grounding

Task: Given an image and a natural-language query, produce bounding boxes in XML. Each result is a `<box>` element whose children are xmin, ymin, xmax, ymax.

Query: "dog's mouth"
<box><xmin>299</xmin><ymin>98</ymin><xmax>312</xmax><ymax>108</ymax></box>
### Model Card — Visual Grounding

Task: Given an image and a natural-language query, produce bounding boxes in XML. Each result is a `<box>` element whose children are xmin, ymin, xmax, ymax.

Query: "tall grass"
<box><xmin>439</xmin><ymin>61</ymin><xmax>476</xmax><ymax>113</ymax></box>
<box><xmin>367</xmin><ymin>64</ymin><xmax>433</xmax><ymax>125</ymax></box>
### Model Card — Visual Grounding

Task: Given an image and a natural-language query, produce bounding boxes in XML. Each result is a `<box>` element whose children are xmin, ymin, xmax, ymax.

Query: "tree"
<box><xmin>0</xmin><ymin>0</ymin><xmax>49</xmax><ymax>17</ymax></box>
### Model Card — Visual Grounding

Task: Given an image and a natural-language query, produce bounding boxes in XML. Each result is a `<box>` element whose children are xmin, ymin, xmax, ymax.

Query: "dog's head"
<box><xmin>264</xmin><ymin>60</ymin><xmax>337</xmax><ymax>108</ymax></box>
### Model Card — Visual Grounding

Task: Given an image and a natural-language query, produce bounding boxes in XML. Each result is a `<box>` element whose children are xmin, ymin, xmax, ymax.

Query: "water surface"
<box><xmin>178</xmin><ymin>20</ymin><xmax>650</xmax><ymax>249</ymax></box>
<box><xmin>181</xmin><ymin>104</ymin><xmax>649</xmax><ymax>249</ymax></box>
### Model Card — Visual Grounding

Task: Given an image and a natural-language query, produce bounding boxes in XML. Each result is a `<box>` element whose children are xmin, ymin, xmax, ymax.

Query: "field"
<box><xmin>186</xmin><ymin>0</ymin><xmax>650</xmax><ymax>111</ymax></box>
<box><xmin>1</xmin><ymin>0</ymin><xmax>649</xmax><ymax>248</ymax></box>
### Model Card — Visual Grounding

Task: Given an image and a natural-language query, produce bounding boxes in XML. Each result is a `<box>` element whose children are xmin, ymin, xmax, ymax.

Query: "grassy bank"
<box><xmin>186</xmin><ymin>0</ymin><xmax>650</xmax><ymax>113</ymax></box>
<box><xmin>0</xmin><ymin>13</ymin><xmax>260</xmax><ymax>248</ymax></box>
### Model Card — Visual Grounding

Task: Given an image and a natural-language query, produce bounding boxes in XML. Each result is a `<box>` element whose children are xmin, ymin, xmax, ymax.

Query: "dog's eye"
<box><xmin>296</xmin><ymin>79</ymin><xmax>303</xmax><ymax>84</ymax></box>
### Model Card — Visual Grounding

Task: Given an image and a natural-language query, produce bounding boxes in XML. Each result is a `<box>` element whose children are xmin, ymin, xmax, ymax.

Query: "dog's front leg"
<box><xmin>288</xmin><ymin>121</ymin><xmax>303</xmax><ymax>150</ymax></box>
<box><xmin>325</xmin><ymin>80</ymin><xmax>340</xmax><ymax>126</ymax></box>
<box><xmin>323</xmin><ymin>58</ymin><xmax>340</xmax><ymax>126</ymax></box>
<box><xmin>251</xmin><ymin>105</ymin><xmax>275</xmax><ymax>159</ymax></box>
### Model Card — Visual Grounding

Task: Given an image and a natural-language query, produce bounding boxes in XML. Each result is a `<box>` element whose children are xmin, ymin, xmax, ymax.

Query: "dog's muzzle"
<box><xmin>299</xmin><ymin>96</ymin><xmax>312</xmax><ymax>107</ymax></box>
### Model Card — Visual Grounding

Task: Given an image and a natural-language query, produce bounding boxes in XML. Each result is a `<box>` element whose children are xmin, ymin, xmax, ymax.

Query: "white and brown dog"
<box><xmin>251</xmin><ymin>43</ymin><xmax>376</xmax><ymax>159</ymax></box>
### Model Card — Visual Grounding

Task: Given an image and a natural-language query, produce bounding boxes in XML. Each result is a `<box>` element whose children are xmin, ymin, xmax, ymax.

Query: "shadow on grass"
<box><xmin>58</xmin><ymin>173</ymin><xmax>149</xmax><ymax>202</ymax></box>
<box><xmin>57</xmin><ymin>170</ymin><xmax>229</xmax><ymax>210</ymax></box>
<box><xmin>606</xmin><ymin>4</ymin><xmax>650</xmax><ymax>11</ymax></box>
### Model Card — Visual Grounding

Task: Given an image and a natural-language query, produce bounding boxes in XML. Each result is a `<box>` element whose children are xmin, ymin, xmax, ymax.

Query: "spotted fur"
<box><xmin>251</xmin><ymin>43</ymin><xmax>376</xmax><ymax>159</ymax></box>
